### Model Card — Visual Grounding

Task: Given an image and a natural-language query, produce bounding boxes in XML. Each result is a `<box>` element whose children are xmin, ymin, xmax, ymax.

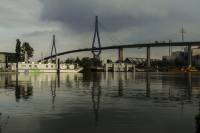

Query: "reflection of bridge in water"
<box><xmin>0</xmin><ymin>72</ymin><xmax>198</xmax><ymax>128</ymax></box>
<box><xmin>91</xmin><ymin>73</ymin><xmax>101</xmax><ymax>126</ymax></box>
<box><xmin>87</xmin><ymin>72</ymin><xmax>196</xmax><ymax>126</ymax></box>
<box><xmin>0</xmin><ymin>72</ymin><xmax>196</xmax><ymax>103</ymax></box>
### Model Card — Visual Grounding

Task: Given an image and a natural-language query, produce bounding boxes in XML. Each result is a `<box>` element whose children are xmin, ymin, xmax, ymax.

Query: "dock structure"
<box><xmin>104</xmin><ymin>63</ymin><xmax>135</xmax><ymax>72</ymax></box>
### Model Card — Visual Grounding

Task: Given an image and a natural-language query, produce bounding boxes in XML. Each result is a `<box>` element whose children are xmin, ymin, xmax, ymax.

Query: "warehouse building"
<box><xmin>0</xmin><ymin>52</ymin><xmax>17</xmax><ymax>70</ymax></box>
<box><xmin>162</xmin><ymin>47</ymin><xmax>200</xmax><ymax>67</ymax></box>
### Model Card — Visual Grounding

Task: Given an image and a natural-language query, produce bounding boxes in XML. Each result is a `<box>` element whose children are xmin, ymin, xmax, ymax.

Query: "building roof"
<box><xmin>124</xmin><ymin>57</ymin><xmax>146</xmax><ymax>65</ymax></box>
<box><xmin>0</xmin><ymin>52</ymin><xmax>16</xmax><ymax>55</ymax></box>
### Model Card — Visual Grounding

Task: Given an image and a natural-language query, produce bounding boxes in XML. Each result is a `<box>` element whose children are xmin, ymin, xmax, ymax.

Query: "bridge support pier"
<box><xmin>5</xmin><ymin>55</ymin><xmax>8</xmax><ymax>69</ymax></box>
<box><xmin>188</xmin><ymin>45</ymin><xmax>192</xmax><ymax>67</ymax></box>
<box><xmin>57</xmin><ymin>58</ymin><xmax>60</xmax><ymax>73</ymax></box>
<box><xmin>146</xmin><ymin>46</ymin><xmax>151</xmax><ymax>68</ymax></box>
<box><xmin>118</xmin><ymin>48</ymin><xmax>123</xmax><ymax>62</ymax></box>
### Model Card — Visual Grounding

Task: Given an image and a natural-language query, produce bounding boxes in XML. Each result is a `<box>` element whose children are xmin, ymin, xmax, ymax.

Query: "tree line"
<box><xmin>65</xmin><ymin>57</ymin><xmax>102</xmax><ymax>71</ymax></box>
<box><xmin>15</xmin><ymin>39</ymin><xmax>34</xmax><ymax>62</ymax></box>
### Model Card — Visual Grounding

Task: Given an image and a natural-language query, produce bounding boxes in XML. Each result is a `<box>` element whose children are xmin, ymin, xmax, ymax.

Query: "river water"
<box><xmin>0</xmin><ymin>72</ymin><xmax>199</xmax><ymax>133</ymax></box>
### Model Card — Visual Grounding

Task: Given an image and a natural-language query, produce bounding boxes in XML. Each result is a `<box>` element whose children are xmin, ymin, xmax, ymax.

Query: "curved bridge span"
<box><xmin>40</xmin><ymin>42</ymin><xmax>200</xmax><ymax>60</ymax></box>
<box><xmin>40</xmin><ymin>41</ymin><xmax>200</xmax><ymax>62</ymax></box>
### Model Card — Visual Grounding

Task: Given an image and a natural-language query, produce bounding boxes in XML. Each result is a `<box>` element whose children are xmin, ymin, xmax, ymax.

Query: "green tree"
<box><xmin>75</xmin><ymin>57</ymin><xmax>81</xmax><ymax>65</ymax></box>
<box><xmin>107</xmin><ymin>59</ymin><xmax>113</xmax><ymax>63</ymax></box>
<box><xmin>65</xmin><ymin>58</ymin><xmax>75</xmax><ymax>64</ymax></box>
<box><xmin>80</xmin><ymin>57</ymin><xmax>93</xmax><ymax>71</ymax></box>
<box><xmin>92</xmin><ymin>57</ymin><xmax>102</xmax><ymax>67</ymax></box>
<box><xmin>21</xmin><ymin>42</ymin><xmax>34</xmax><ymax>61</ymax></box>
<box><xmin>15</xmin><ymin>39</ymin><xmax>22</xmax><ymax>61</ymax></box>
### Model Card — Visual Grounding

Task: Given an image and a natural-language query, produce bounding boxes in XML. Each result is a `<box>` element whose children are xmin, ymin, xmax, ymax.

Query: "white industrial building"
<box><xmin>162</xmin><ymin>47</ymin><xmax>200</xmax><ymax>67</ymax></box>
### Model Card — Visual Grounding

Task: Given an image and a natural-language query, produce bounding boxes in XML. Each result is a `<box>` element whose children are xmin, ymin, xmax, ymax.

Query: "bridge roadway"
<box><xmin>41</xmin><ymin>41</ymin><xmax>200</xmax><ymax>67</ymax></box>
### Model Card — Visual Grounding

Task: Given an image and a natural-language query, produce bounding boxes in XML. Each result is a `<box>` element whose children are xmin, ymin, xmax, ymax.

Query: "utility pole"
<box><xmin>180</xmin><ymin>25</ymin><xmax>192</xmax><ymax>67</ymax></box>
<box><xmin>180</xmin><ymin>24</ymin><xmax>186</xmax><ymax>42</ymax></box>
<box><xmin>41</xmin><ymin>52</ymin><xmax>44</xmax><ymax>62</ymax></box>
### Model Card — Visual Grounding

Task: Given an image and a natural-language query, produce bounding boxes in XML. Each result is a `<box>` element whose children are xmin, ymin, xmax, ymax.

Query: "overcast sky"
<box><xmin>1</xmin><ymin>0</ymin><xmax>200</xmax><ymax>60</ymax></box>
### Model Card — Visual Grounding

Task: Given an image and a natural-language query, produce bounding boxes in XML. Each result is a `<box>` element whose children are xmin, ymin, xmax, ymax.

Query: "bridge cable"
<box><xmin>98</xmin><ymin>21</ymin><xmax>131</xmax><ymax>45</ymax></box>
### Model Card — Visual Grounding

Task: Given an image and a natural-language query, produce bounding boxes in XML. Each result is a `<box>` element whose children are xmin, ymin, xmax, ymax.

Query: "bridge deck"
<box><xmin>41</xmin><ymin>41</ymin><xmax>200</xmax><ymax>61</ymax></box>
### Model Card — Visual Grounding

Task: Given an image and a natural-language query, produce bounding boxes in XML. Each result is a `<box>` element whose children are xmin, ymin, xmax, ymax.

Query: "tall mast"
<box><xmin>181</xmin><ymin>24</ymin><xmax>186</xmax><ymax>42</ymax></box>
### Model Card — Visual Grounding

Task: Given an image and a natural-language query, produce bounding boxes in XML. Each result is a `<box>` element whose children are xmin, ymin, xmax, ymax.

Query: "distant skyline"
<box><xmin>1</xmin><ymin>0</ymin><xmax>200</xmax><ymax>60</ymax></box>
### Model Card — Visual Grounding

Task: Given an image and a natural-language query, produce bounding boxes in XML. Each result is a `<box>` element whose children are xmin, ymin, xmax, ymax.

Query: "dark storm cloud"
<box><xmin>39</xmin><ymin>0</ymin><xmax>169</xmax><ymax>33</ymax></box>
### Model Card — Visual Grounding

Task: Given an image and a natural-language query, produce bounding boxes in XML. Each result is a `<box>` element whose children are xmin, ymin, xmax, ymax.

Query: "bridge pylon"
<box><xmin>50</xmin><ymin>34</ymin><xmax>57</xmax><ymax>63</ymax></box>
<box><xmin>118</xmin><ymin>47</ymin><xmax>124</xmax><ymax>63</ymax></box>
<box><xmin>91</xmin><ymin>16</ymin><xmax>102</xmax><ymax>59</ymax></box>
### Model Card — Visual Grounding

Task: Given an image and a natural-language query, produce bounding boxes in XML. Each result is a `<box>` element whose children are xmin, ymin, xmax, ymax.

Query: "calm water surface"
<box><xmin>0</xmin><ymin>72</ymin><xmax>200</xmax><ymax>133</ymax></box>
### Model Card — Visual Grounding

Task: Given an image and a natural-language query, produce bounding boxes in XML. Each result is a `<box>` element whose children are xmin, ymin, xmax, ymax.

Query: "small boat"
<box><xmin>11</xmin><ymin>62</ymin><xmax>83</xmax><ymax>73</ymax></box>
<box><xmin>180</xmin><ymin>66</ymin><xmax>198</xmax><ymax>72</ymax></box>
<box><xmin>135</xmin><ymin>68</ymin><xmax>145</xmax><ymax>72</ymax></box>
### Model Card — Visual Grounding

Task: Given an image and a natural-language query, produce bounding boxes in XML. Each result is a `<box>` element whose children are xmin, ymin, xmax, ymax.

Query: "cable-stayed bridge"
<box><xmin>40</xmin><ymin>16</ymin><xmax>200</xmax><ymax>67</ymax></box>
